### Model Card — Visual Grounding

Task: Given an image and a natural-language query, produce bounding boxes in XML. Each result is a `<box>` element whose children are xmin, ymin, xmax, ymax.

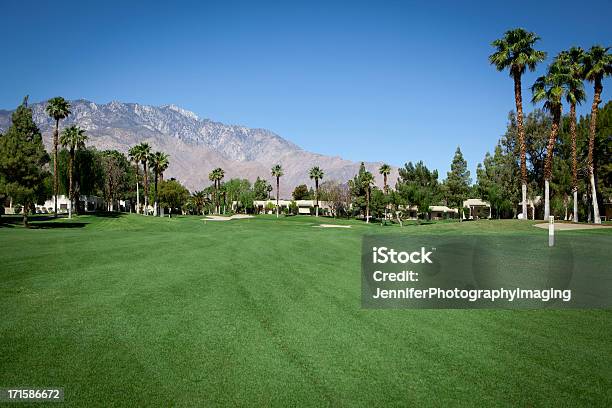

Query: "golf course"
<box><xmin>1</xmin><ymin>214</ymin><xmax>610</xmax><ymax>406</ymax></box>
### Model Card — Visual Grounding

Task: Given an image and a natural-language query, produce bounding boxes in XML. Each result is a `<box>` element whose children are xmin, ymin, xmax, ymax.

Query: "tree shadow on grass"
<box><xmin>28</xmin><ymin>221</ymin><xmax>88</xmax><ymax>229</ymax></box>
<box><xmin>0</xmin><ymin>215</ymin><xmax>88</xmax><ymax>229</ymax></box>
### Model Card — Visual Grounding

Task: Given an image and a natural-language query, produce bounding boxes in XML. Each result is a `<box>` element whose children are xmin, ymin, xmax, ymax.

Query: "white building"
<box><xmin>429</xmin><ymin>205</ymin><xmax>459</xmax><ymax>220</ymax></box>
<box><xmin>27</xmin><ymin>195</ymin><xmax>129</xmax><ymax>213</ymax></box>
<box><xmin>463</xmin><ymin>198</ymin><xmax>491</xmax><ymax>220</ymax></box>
<box><xmin>234</xmin><ymin>199</ymin><xmax>332</xmax><ymax>215</ymax></box>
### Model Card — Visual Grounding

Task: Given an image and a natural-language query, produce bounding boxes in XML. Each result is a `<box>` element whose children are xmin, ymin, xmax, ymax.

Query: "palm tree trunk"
<box><xmin>315</xmin><ymin>178</ymin><xmax>319</xmax><ymax>217</ymax></box>
<box><xmin>383</xmin><ymin>175</ymin><xmax>388</xmax><ymax>220</ymax></box>
<box><xmin>543</xmin><ymin>107</ymin><xmax>560</xmax><ymax>220</ymax></box>
<box><xmin>154</xmin><ymin>172</ymin><xmax>159</xmax><ymax>216</ymax></box>
<box><xmin>135</xmin><ymin>165</ymin><xmax>140</xmax><ymax>214</ymax></box>
<box><xmin>53</xmin><ymin>119</ymin><xmax>59</xmax><ymax>217</ymax></box>
<box><xmin>68</xmin><ymin>148</ymin><xmax>74</xmax><ymax>219</ymax></box>
<box><xmin>215</xmin><ymin>180</ymin><xmax>219</xmax><ymax>214</ymax></box>
<box><xmin>588</xmin><ymin>83</ymin><xmax>602</xmax><ymax>224</ymax></box>
<box><xmin>573</xmin><ymin>191</ymin><xmax>578</xmax><ymax>223</ymax></box>
<box><xmin>143</xmin><ymin>161</ymin><xmax>149</xmax><ymax>216</ymax></box>
<box><xmin>570</xmin><ymin>102</ymin><xmax>578</xmax><ymax>222</ymax></box>
<box><xmin>513</xmin><ymin>71</ymin><xmax>528</xmax><ymax>220</ymax></box>
<box><xmin>276</xmin><ymin>177</ymin><xmax>280</xmax><ymax>218</ymax></box>
<box><xmin>23</xmin><ymin>202</ymin><xmax>28</xmax><ymax>227</ymax></box>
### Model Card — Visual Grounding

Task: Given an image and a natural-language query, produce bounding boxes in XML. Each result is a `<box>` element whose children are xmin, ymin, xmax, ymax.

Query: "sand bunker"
<box><xmin>314</xmin><ymin>224</ymin><xmax>352</xmax><ymax>228</ymax></box>
<box><xmin>534</xmin><ymin>223</ymin><xmax>611</xmax><ymax>231</ymax></box>
<box><xmin>202</xmin><ymin>214</ymin><xmax>254</xmax><ymax>221</ymax></box>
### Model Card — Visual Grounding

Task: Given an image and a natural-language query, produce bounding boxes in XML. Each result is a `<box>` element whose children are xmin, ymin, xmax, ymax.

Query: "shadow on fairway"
<box><xmin>0</xmin><ymin>215</ymin><xmax>88</xmax><ymax>229</ymax></box>
<box><xmin>28</xmin><ymin>222</ymin><xmax>88</xmax><ymax>229</ymax></box>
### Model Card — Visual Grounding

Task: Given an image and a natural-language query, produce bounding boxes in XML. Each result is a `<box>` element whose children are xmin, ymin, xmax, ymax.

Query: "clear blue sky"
<box><xmin>1</xmin><ymin>0</ymin><xmax>610</xmax><ymax>178</ymax></box>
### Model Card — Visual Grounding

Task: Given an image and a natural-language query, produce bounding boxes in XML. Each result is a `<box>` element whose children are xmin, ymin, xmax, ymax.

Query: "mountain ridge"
<box><xmin>0</xmin><ymin>99</ymin><xmax>397</xmax><ymax>194</ymax></box>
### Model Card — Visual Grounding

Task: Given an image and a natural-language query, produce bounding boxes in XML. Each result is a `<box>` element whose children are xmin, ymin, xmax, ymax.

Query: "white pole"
<box><xmin>549</xmin><ymin>216</ymin><xmax>554</xmax><ymax>247</ymax></box>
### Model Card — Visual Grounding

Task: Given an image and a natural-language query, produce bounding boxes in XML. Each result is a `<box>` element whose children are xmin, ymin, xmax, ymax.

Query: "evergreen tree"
<box><xmin>348</xmin><ymin>162</ymin><xmax>370</xmax><ymax>218</ymax></box>
<box><xmin>395</xmin><ymin>161</ymin><xmax>440</xmax><ymax>218</ymax></box>
<box><xmin>253</xmin><ymin>177</ymin><xmax>271</xmax><ymax>200</ymax></box>
<box><xmin>0</xmin><ymin>97</ymin><xmax>50</xmax><ymax>226</ymax></box>
<box><xmin>476</xmin><ymin>144</ymin><xmax>519</xmax><ymax>218</ymax></box>
<box><xmin>292</xmin><ymin>184</ymin><xmax>310</xmax><ymax>200</ymax></box>
<box><xmin>444</xmin><ymin>147</ymin><xmax>471</xmax><ymax>220</ymax></box>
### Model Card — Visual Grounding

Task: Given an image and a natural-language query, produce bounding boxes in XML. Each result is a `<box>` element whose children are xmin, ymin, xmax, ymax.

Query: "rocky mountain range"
<box><xmin>0</xmin><ymin>100</ymin><xmax>397</xmax><ymax>195</ymax></box>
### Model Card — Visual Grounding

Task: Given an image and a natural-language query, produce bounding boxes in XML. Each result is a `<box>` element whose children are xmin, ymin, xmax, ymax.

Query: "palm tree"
<box><xmin>45</xmin><ymin>97</ymin><xmax>71</xmax><ymax>217</ymax></box>
<box><xmin>532</xmin><ymin>58</ymin><xmax>570</xmax><ymax>220</ymax></box>
<box><xmin>208</xmin><ymin>168</ymin><xmax>225</xmax><ymax>214</ymax></box>
<box><xmin>214</xmin><ymin>167</ymin><xmax>225</xmax><ymax>214</ymax></box>
<box><xmin>128</xmin><ymin>146</ymin><xmax>142</xmax><ymax>214</ymax></box>
<box><xmin>59</xmin><ymin>125</ymin><xmax>87</xmax><ymax>219</ymax></box>
<box><xmin>379</xmin><ymin>163</ymin><xmax>391</xmax><ymax>220</ymax></box>
<box><xmin>208</xmin><ymin>170</ymin><xmax>217</xmax><ymax>214</ymax></box>
<box><xmin>490</xmin><ymin>28</ymin><xmax>546</xmax><ymax>220</ymax></box>
<box><xmin>150</xmin><ymin>151</ymin><xmax>170</xmax><ymax>216</ymax></box>
<box><xmin>583</xmin><ymin>46</ymin><xmax>611</xmax><ymax>224</ymax></box>
<box><xmin>159</xmin><ymin>158</ymin><xmax>169</xmax><ymax>182</ymax></box>
<box><xmin>271</xmin><ymin>164</ymin><xmax>283</xmax><ymax>218</ymax></box>
<box><xmin>132</xmin><ymin>143</ymin><xmax>151</xmax><ymax>215</ymax></box>
<box><xmin>309</xmin><ymin>166</ymin><xmax>324</xmax><ymax>216</ymax></box>
<box><xmin>557</xmin><ymin>48</ymin><xmax>586</xmax><ymax>222</ymax></box>
<box><xmin>362</xmin><ymin>171</ymin><xmax>374</xmax><ymax>223</ymax></box>
<box><xmin>191</xmin><ymin>190</ymin><xmax>207</xmax><ymax>215</ymax></box>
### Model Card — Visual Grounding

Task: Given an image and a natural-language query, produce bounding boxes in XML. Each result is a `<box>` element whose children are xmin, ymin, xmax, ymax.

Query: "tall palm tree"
<box><xmin>583</xmin><ymin>46</ymin><xmax>611</xmax><ymax>224</ymax></box>
<box><xmin>132</xmin><ymin>143</ymin><xmax>151</xmax><ymax>215</ymax></box>
<box><xmin>150</xmin><ymin>151</ymin><xmax>170</xmax><ymax>216</ymax></box>
<box><xmin>379</xmin><ymin>163</ymin><xmax>391</xmax><ymax>220</ymax></box>
<box><xmin>271</xmin><ymin>164</ymin><xmax>283</xmax><ymax>218</ymax></box>
<box><xmin>309</xmin><ymin>166</ymin><xmax>324</xmax><ymax>216</ymax></box>
<box><xmin>128</xmin><ymin>146</ymin><xmax>142</xmax><ymax>214</ymax></box>
<box><xmin>362</xmin><ymin>171</ymin><xmax>374</xmax><ymax>223</ymax></box>
<box><xmin>159</xmin><ymin>158</ymin><xmax>169</xmax><ymax>182</ymax></box>
<box><xmin>208</xmin><ymin>168</ymin><xmax>225</xmax><ymax>214</ymax></box>
<box><xmin>532</xmin><ymin>59</ymin><xmax>570</xmax><ymax>220</ymax></box>
<box><xmin>557</xmin><ymin>48</ymin><xmax>586</xmax><ymax>222</ymax></box>
<box><xmin>59</xmin><ymin>125</ymin><xmax>87</xmax><ymax>219</ymax></box>
<box><xmin>45</xmin><ymin>97</ymin><xmax>71</xmax><ymax>217</ymax></box>
<box><xmin>208</xmin><ymin>170</ymin><xmax>217</xmax><ymax>214</ymax></box>
<box><xmin>213</xmin><ymin>168</ymin><xmax>225</xmax><ymax>214</ymax></box>
<box><xmin>490</xmin><ymin>28</ymin><xmax>546</xmax><ymax>220</ymax></box>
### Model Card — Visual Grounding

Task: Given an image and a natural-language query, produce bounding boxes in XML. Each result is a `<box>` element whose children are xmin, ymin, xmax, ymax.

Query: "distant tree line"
<box><xmin>0</xmin><ymin>30</ymin><xmax>609</xmax><ymax>226</ymax></box>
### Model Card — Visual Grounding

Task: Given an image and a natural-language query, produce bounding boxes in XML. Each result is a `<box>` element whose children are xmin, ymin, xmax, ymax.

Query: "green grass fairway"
<box><xmin>1</xmin><ymin>214</ymin><xmax>611</xmax><ymax>406</ymax></box>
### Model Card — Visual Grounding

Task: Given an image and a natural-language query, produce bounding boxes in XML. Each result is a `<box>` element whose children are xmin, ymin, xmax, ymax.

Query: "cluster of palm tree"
<box><xmin>45</xmin><ymin>97</ymin><xmax>91</xmax><ymax>219</ymax></box>
<box><xmin>128</xmin><ymin>142</ymin><xmax>170</xmax><ymax>216</ymax></box>
<box><xmin>490</xmin><ymin>28</ymin><xmax>610</xmax><ymax>223</ymax></box>
<box><xmin>199</xmin><ymin>164</ymin><xmax>327</xmax><ymax>218</ymax></box>
<box><xmin>353</xmin><ymin>164</ymin><xmax>392</xmax><ymax>224</ymax></box>
<box><xmin>59</xmin><ymin>126</ymin><xmax>88</xmax><ymax>218</ymax></box>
